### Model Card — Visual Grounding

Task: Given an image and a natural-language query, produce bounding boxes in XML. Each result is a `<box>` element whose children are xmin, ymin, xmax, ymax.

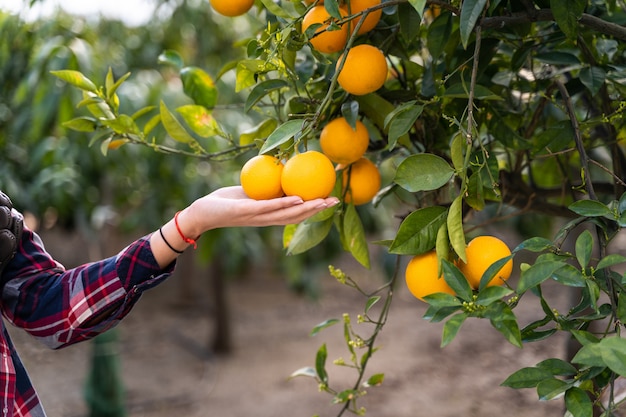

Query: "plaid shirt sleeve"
<box><xmin>0</xmin><ymin>220</ymin><xmax>175</xmax><ymax>349</ymax></box>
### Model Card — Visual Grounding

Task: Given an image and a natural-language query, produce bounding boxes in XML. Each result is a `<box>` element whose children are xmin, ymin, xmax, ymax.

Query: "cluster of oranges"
<box><xmin>210</xmin><ymin>0</ymin><xmax>388</xmax><ymax>96</ymax></box>
<box><xmin>302</xmin><ymin>0</ymin><xmax>388</xmax><ymax>96</ymax></box>
<box><xmin>404</xmin><ymin>236</ymin><xmax>514</xmax><ymax>301</ymax></box>
<box><xmin>240</xmin><ymin>115</ymin><xmax>381</xmax><ymax>205</ymax></box>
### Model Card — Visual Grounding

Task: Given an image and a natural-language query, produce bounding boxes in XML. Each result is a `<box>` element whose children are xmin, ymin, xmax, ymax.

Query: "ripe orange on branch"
<box><xmin>281</xmin><ymin>151</ymin><xmax>337</xmax><ymax>201</ymax></box>
<box><xmin>302</xmin><ymin>5</ymin><xmax>349</xmax><ymax>54</ymax></box>
<box><xmin>210</xmin><ymin>0</ymin><xmax>254</xmax><ymax>17</ymax></box>
<box><xmin>342</xmin><ymin>157</ymin><xmax>380</xmax><ymax>205</ymax></box>
<box><xmin>405</xmin><ymin>250</ymin><xmax>456</xmax><ymax>301</ymax></box>
<box><xmin>320</xmin><ymin>117</ymin><xmax>369</xmax><ymax>165</ymax></box>
<box><xmin>337</xmin><ymin>44</ymin><xmax>387</xmax><ymax>95</ymax></box>
<box><xmin>458</xmin><ymin>235</ymin><xmax>513</xmax><ymax>289</ymax></box>
<box><xmin>240</xmin><ymin>155</ymin><xmax>285</xmax><ymax>200</ymax></box>
<box><xmin>345</xmin><ymin>0</ymin><xmax>382</xmax><ymax>35</ymax></box>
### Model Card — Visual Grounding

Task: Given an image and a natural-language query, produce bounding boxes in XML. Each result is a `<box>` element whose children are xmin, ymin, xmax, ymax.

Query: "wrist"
<box><xmin>174</xmin><ymin>208</ymin><xmax>202</xmax><ymax>247</ymax></box>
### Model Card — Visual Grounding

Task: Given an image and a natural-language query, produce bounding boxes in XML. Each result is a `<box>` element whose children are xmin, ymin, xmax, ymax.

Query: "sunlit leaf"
<box><xmin>388</xmin><ymin>206</ymin><xmax>447</xmax><ymax>255</ymax></box>
<box><xmin>259</xmin><ymin>119</ymin><xmax>303</xmax><ymax>154</ymax></box>
<box><xmin>180</xmin><ymin>66</ymin><xmax>218</xmax><ymax>109</ymax></box>
<box><xmin>394</xmin><ymin>153</ymin><xmax>454</xmax><ymax>192</ymax></box>
<box><xmin>310</xmin><ymin>319</ymin><xmax>340</xmax><ymax>336</ymax></box>
<box><xmin>50</xmin><ymin>70</ymin><xmax>98</xmax><ymax>93</ymax></box>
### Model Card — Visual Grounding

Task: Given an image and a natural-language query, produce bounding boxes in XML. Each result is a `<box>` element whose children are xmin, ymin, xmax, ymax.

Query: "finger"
<box><xmin>0</xmin><ymin>207</ymin><xmax>11</xmax><ymax>230</ymax></box>
<box><xmin>0</xmin><ymin>229</ymin><xmax>17</xmax><ymax>264</ymax></box>
<box><xmin>0</xmin><ymin>191</ymin><xmax>13</xmax><ymax>209</ymax></box>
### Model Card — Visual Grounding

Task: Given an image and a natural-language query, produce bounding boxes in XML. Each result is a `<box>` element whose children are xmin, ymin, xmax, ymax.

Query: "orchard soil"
<box><xmin>10</xmin><ymin>229</ymin><xmax>571</xmax><ymax>417</ymax></box>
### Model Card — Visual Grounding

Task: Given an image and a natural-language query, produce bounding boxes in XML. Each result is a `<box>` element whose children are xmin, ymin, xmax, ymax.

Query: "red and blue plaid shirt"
<box><xmin>0</xmin><ymin>212</ymin><xmax>173</xmax><ymax>416</ymax></box>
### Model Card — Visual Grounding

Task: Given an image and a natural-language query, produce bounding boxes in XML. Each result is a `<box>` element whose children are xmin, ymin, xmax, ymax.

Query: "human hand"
<box><xmin>183</xmin><ymin>186</ymin><xmax>340</xmax><ymax>235</ymax></box>
<box><xmin>0</xmin><ymin>191</ymin><xmax>23</xmax><ymax>276</ymax></box>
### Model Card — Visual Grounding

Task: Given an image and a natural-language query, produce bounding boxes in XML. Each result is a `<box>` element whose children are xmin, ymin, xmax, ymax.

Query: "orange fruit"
<box><xmin>345</xmin><ymin>0</ymin><xmax>382</xmax><ymax>35</ymax></box>
<box><xmin>240</xmin><ymin>155</ymin><xmax>285</xmax><ymax>200</ymax></box>
<box><xmin>210</xmin><ymin>0</ymin><xmax>254</xmax><ymax>17</ymax></box>
<box><xmin>342</xmin><ymin>157</ymin><xmax>380</xmax><ymax>205</ymax></box>
<box><xmin>405</xmin><ymin>250</ymin><xmax>456</xmax><ymax>301</ymax></box>
<box><xmin>458</xmin><ymin>235</ymin><xmax>513</xmax><ymax>289</ymax></box>
<box><xmin>320</xmin><ymin>117</ymin><xmax>369</xmax><ymax>165</ymax></box>
<box><xmin>281</xmin><ymin>151</ymin><xmax>337</xmax><ymax>201</ymax></box>
<box><xmin>337</xmin><ymin>44</ymin><xmax>387</xmax><ymax>95</ymax></box>
<box><xmin>302</xmin><ymin>5</ymin><xmax>349</xmax><ymax>54</ymax></box>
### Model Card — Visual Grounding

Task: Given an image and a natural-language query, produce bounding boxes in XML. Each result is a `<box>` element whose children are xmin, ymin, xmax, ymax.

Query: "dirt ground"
<box><xmin>6</xmin><ymin>230</ymin><xmax>575</xmax><ymax>417</ymax></box>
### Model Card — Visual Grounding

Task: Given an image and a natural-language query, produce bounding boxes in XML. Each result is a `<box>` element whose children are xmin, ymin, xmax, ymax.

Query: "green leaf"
<box><xmin>479</xmin><ymin>254</ymin><xmax>514</xmax><ymax>291</ymax></box>
<box><xmin>384</xmin><ymin>101</ymin><xmax>424</xmax><ymax>149</ymax></box>
<box><xmin>62</xmin><ymin>116</ymin><xmax>98</xmax><ymax>132</ymax></box>
<box><xmin>489</xmin><ymin>303</ymin><xmax>522</xmax><ymax>348</ymax></box>
<box><xmin>342</xmin><ymin>204</ymin><xmax>370</xmax><ymax>269</ymax></box>
<box><xmin>427</xmin><ymin>12</ymin><xmax>453</xmax><ymax>61</ymax></box>
<box><xmin>324</xmin><ymin>0</ymin><xmax>342</xmax><ymax>19</ymax></box>
<box><xmin>597</xmin><ymin>254</ymin><xmax>626</xmax><ymax>270</ymax></box>
<box><xmin>465</xmin><ymin>171</ymin><xmax>485</xmax><ymax>210</ymax></box>
<box><xmin>514</xmin><ymin>237</ymin><xmax>556</xmax><ymax>253</ymax></box>
<box><xmin>398</xmin><ymin>3</ymin><xmax>422</xmax><ymax>43</ymax></box>
<box><xmin>407</xmin><ymin>0</ymin><xmax>427</xmax><ymax>19</ymax></box>
<box><xmin>365</xmin><ymin>296</ymin><xmax>381</xmax><ymax>313</ymax></box>
<box><xmin>565</xmin><ymin>387</ymin><xmax>594</xmax><ymax>417</ymax></box>
<box><xmin>459</xmin><ymin>0</ymin><xmax>488</xmax><ymax>49</ymax></box>
<box><xmin>501</xmin><ymin>367</ymin><xmax>554</xmax><ymax>389</ymax></box>
<box><xmin>363</xmin><ymin>373</ymin><xmax>385</xmax><ymax>387</ymax></box>
<box><xmin>550</xmin><ymin>0</ymin><xmax>586</xmax><ymax>39</ymax></box>
<box><xmin>180</xmin><ymin>66</ymin><xmax>218</xmax><ymax>110</ymax></box>
<box><xmin>517</xmin><ymin>260</ymin><xmax>568</xmax><ymax>294</ymax></box>
<box><xmin>575</xmin><ymin>230</ymin><xmax>593</xmax><ymax>269</ymax></box>
<box><xmin>534</xmin><ymin>51</ymin><xmax>581</xmax><ymax>65</ymax></box>
<box><xmin>239</xmin><ymin>119</ymin><xmax>279</xmax><ymax>146</ymax></box>
<box><xmin>450</xmin><ymin>133</ymin><xmax>466</xmax><ymax>173</ymax></box>
<box><xmin>536</xmin><ymin>358</ymin><xmax>578</xmax><ymax>376</ymax></box>
<box><xmin>176</xmin><ymin>105</ymin><xmax>222</xmax><ymax>138</ymax></box>
<box><xmin>289</xmin><ymin>367</ymin><xmax>318</xmax><ymax>379</ymax></box>
<box><xmin>101</xmin><ymin>114</ymin><xmax>140</xmax><ymax>135</ymax></box>
<box><xmin>157</xmin><ymin>49</ymin><xmax>184</xmax><ymax>70</ymax></box>
<box><xmin>341</xmin><ymin>100</ymin><xmax>359</xmax><ymax>128</ymax></box>
<box><xmin>618</xmin><ymin>292</ymin><xmax>626</xmax><ymax>324</ymax></box>
<box><xmin>333</xmin><ymin>389</ymin><xmax>359</xmax><ymax>404</ymax></box>
<box><xmin>441</xmin><ymin>313</ymin><xmax>467</xmax><ymax>347</ymax></box>
<box><xmin>160</xmin><ymin>100</ymin><xmax>195</xmax><ymax>143</ymax></box>
<box><xmin>447</xmin><ymin>196</ymin><xmax>466</xmax><ymax>263</ymax></box>
<box><xmin>259</xmin><ymin>0</ymin><xmax>295</xmax><ymax>19</ymax></box>
<box><xmin>580</xmin><ymin>66</ymin><xmax>607</xmax><ymax>96</ymax></box>
<box><xmin>475</xmin><ymin>285</ymin><xmax>513</xmax><ymax>306</ymax></box>
<box><xmin>315</xmin><ymin>343</ymin><xmax>329</xmax><ymax>384</ymax></box>
<box><xmin>245</xmin><ymin>79</ymin><xmax>289</xmax><ymax>113</ymax></box>
<box><xmin>537</xmin><ymin>378</ymin><xmax>571</xmax><ymax>401</ymax></box>
<box><xmin>287</xmin><ymin>217</ymin><xmax>333</xmax><ymax>255</ymax></box>
<box><xmin>571</xmin><ymin>336</ymin><xmax>626</xmax><ymax>377</ymax></box>
<box><xmin>50</xmin><ymin>70</ymin><xmax>98</xmax><ymax>93</ymax></box>
<box><xmin>422</xmin><ymin>292</ymin><xmax>462</xmax><ymax>308</ymax></box>
<box><xmin>394</xmin><ymin>153</ymin><xmax>454</xmax><ymax>192</ymax></box>
<box><xmin>551</xmin><ymin>264</ymin><xmax>586</xmax><ymax>287</ymax></box>
<box><xmin>388</xmin><ymin>206</ymin><xmax>447</xmax><ymax>255</ymax></box>
<box><xmin>441</xmin><ymin>259</ymin><xmax>473</xmax><ymax>302</ymax></box>
<box><xmin>310</xmin><ymin>319</ymin><xmax>340</xmax><ymax>337</ymax></box>
<box><xmin>569</xmin><ymin>200</ymin><xmax>614</xmax><ymax>218</ymax></box>
<box><xmin>105</xmin><ymin>71</ymin><xmax>131</xmax><ymax>101</ymax></box>
<box><xmin>259</xmin><ymin>119</ymin><xmax>304</xmax><ymax>154</ymax></box>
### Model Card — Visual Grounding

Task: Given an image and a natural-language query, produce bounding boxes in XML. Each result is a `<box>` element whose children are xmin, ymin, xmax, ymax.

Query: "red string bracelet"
<box><xmin>174</xmin><ymin>211</ymin><xmax>198</xmax><ymax>249</ymax></box>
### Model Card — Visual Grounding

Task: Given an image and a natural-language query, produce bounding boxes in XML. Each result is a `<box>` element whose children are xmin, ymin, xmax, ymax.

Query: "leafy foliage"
<box><xmin>30</xmin><ymin>0</ymin><xmax>626</xmax><ymax>415</ymax></box>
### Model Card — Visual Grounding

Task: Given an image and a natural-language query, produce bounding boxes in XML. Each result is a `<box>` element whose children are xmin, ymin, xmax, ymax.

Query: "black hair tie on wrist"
<box><xmin>159</xmin><ymin>227</ymin><xmax>184</xmax><ymax>254</ymax></box>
